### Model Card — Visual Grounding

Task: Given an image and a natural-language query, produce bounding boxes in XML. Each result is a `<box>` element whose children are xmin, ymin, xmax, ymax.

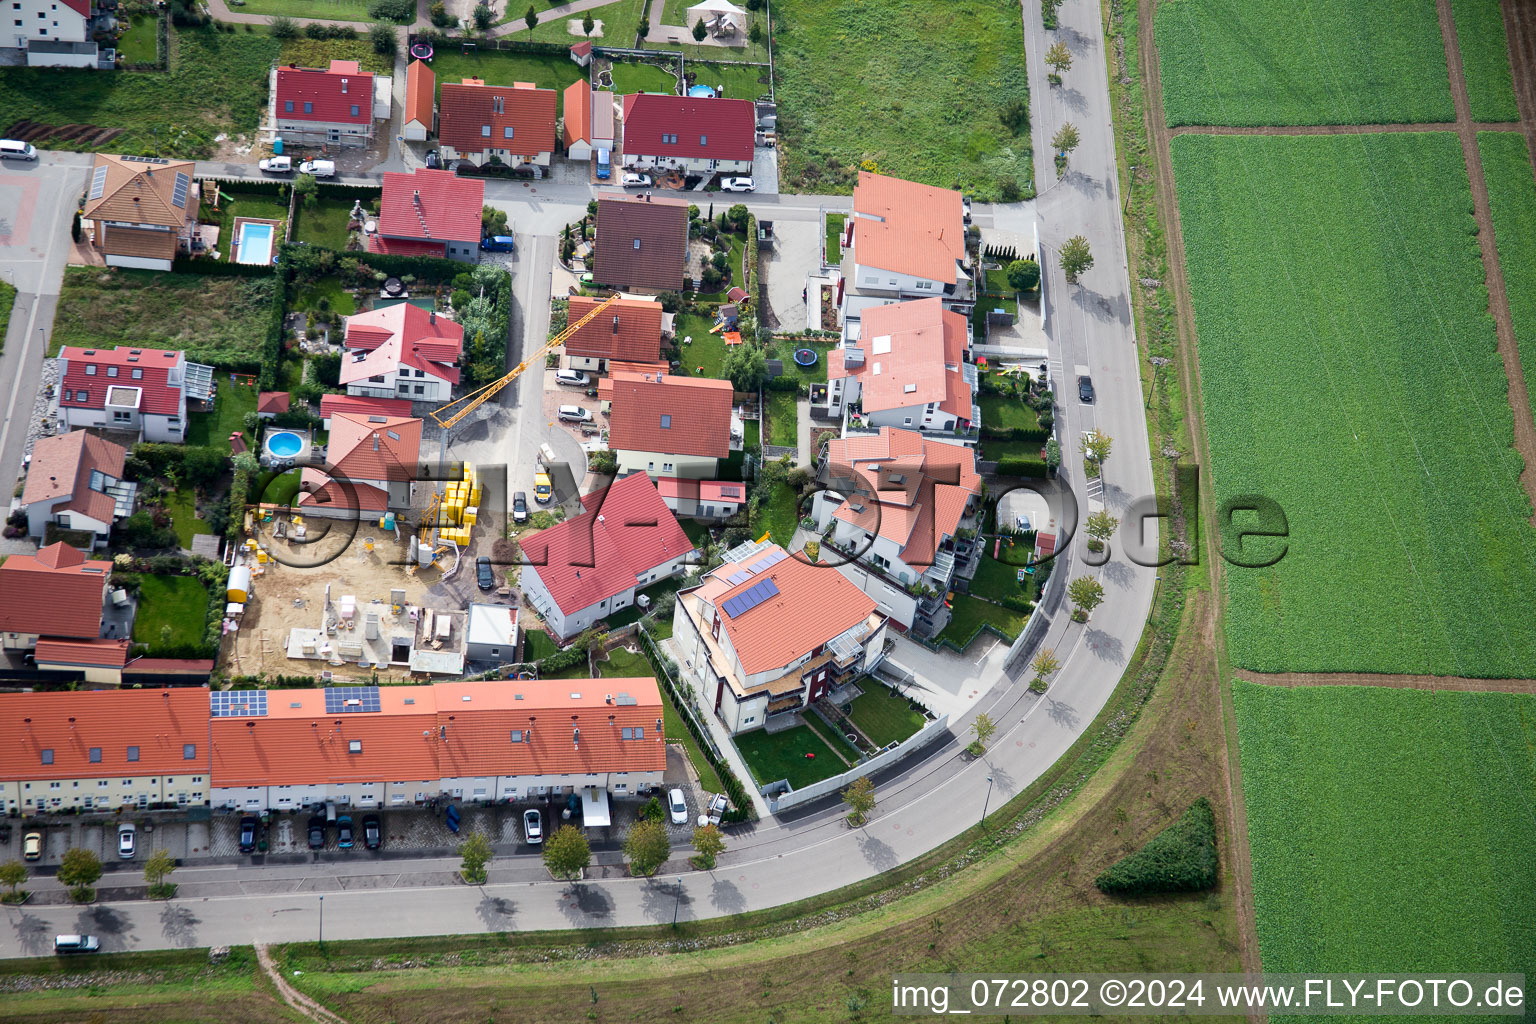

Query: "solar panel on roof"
<box><xmin>88</xmin><ymin>166</ymin><xmax>108</xmax><ymax>200</ymax></box>
<box><xmin>724</xmin><ymin>569</ymin><xmax>753</xmax><ymax>585</ymax></box>
<box><xmin>750</xmin><ymin>549</ymin><xmax>787</xmax><ymax>571</ymax></box>
<box><xmin>324</xmin><ymin>686</ymin><xmax>382</xmax><ymax>713</ymax></box>
<box><xmin>720</xmin><ymin>486</ymin><xmax>742</xmax><ymax>497</ymax></box>
<box><xmin>210</xmin><ymin>690</ymin><xmax>268</xmax><ymax>717</ymax></box>
<box><xmin>722</xmin><ymin>578</ymin><xmax>780</xmax><ymax>617</ymax></box>
<box><xmin>171</xmin><ymin>172</ymin><xmax>190</xmax><ymax>209</ymax></box>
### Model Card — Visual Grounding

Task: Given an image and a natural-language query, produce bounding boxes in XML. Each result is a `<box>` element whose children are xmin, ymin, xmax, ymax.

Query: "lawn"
<box><xmin>1234</xmin><ymin>682</ymin><xmax>1536</xmax><ymax>982</ymax></box>
<box><xmin>522</xmin><ymin>628</ymin><xmax>562</xmax><ymax>662</ymax></box>
<box><xmin>1173</xmin><ymin>131</ymin><xmax>1536</xmax><ymax>677</ymax></box>
<box><xmin>258</xmin><ymin>468</ymin><xmax>302</xmax><ymax>507</ymax></box>
<box><xmin>935</xmin><ymin>592</ymin><xmax>1025</xmax><ymax>650</ymax></box>
<box><xmin>293</xmin><ymin>274</ymin><xmax>357</xmax><ymax>316</ymax></box>
<box><xmin>966</xmin><ymin>549</ymin><xmax>1029</xmax><ymax>606</ymax></box>
<box><xmin>718</xmin><ymin>418</ymin><xmax>756</xmax><ymax>481</ymax></box>
<box><xmin>186</xmin><ymin>378</ymin><xmax>259</xmax><ymax>452</ymax></box>
<box><xmin>0</xmin><ymin>25</ymin><xmax>280</xmax><ymax>156</ymax></box>
<box><xmin>1452</xmin><ymin>0</ymin><xmax>1518</xmax><ymax>122</ymax></box>
<box><xmin>0</xmin><ymin>280</ymin><xmax>14</xmax><ymax>353</ymax></box>
<box><xmin>674</xmin><ymin>311</ymin><xmax>728</xmax><ymax>377</ymax></box>
<box><xmin>601</xmin><ymin>576</ymin><xmax>685</xmax><ymax>630</ymax></box>
<box><xmin>1478</xmin><ymin>131</ymin><xmax>1536</xmax><ymax>424</ymax></box>
<box><xmin>753</xmin><ymin>476</ymin><xmax>799</xmax><ymax>548</ymax></box>
<box><xmin>690</xmin><ymin>61</ymin><xmax>770</xmax><ymax>103</ymax></box>
<box><xmin>843</xmin><ymin>679</ymin><xmax>927</xmax><ymax>747</ymax></box>
<box><xmin>238</xmin><ymin>0</ymin><xmax>374</xmax><ymax>22</ymax></box>
<box><xmin>644</xmin><ymin>0</ymin><xmax>769</xmax><ymax>62</ymax></box>
<box><xmin>773</xmin><ymin>0</ymin><xmax>1031</xmax><ymax>200</ymax></box>
<box><xmin>1154</xmin><ymin>0</ymin><xmax>1454</xmax><ymax>127</ymax></box>
<box><xmin>279</xmin><ymin>37</ymin><xmax>392</xmax><ymax>76</ymax></box>
<box><xmin>131</xmin><ymin>574</ymin><xmax>209</xmax><ymax>650</ymax></box>
<box><xmin>609</xmin><ymin>58</ymin><xmax>679</xmax><ymax>96</ymax></box>
<box><xmin>52</xmin><ymin>268</ymin><xmax>275</xmax><ymax>365</ymax></box>
<box><xmin>163</xmin><ymin>489</ymin><xmax>214</xmax><ymax>549</ymax></box>
<box><xmin>427</xmin><ymin>49</ymin><xmax>586</xmax><ymax>114</ymax></box>
<box><xmin>291</xmin><ymin>197</ymin><xmax>355</xmax><ymax>251</ymax></box>
<box><xmin>734</xmin><ymin>723</ymin><xmax>850</xmax><ymax>790</ymax></box>
<box><xmin>115</xmin><ymin>11</ymin><xmax>160</xmax><ymax>65</ymax></box>
<box><xmin>499</xmin><ymin>0</ymin><xmax>645</xmax><ymax>45</ymax></box>
<box><xmin>977</xmin><ymin>393</ymin><xmax>1044</xmax><ymax>434</ymax></box>
<box><xmin>201</xmin><ymin>184</ymin><xmax>289</xmax><ymax>262</ymax></box>
<box><xmin>764</xmin><ymin>389</ymin><xmax>798</xmax><ymax>447</ymax></box>
<box><xmin>824</xmin><ymin>212</ymin><xmax>844</xmax><ymax>264</ymax></box>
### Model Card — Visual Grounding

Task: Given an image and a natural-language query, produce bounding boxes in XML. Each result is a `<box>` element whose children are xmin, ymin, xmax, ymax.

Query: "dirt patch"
<box><xmin>1236</xmin><ymin>669</ymin><xmax>1536</xmax><ymax>693</ymax></box>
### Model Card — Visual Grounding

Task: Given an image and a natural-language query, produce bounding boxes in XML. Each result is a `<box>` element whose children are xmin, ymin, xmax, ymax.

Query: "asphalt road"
<box><xmin>0</xmin><ymin>0</ymin><xmax>1154</xmax><ymax>956</ymax></box>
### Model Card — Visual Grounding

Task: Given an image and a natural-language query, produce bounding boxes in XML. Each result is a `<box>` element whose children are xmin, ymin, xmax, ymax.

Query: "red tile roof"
<box><xmin>376</xmin><ymin>169</ymin><xmax>484</xmax><ymax>245</ymax></box>
<box><xmin>702</xmin><ymin>544</ymin><xmax>877</xmax><ymax>675</ymax></box>
<box><xmin>344</xmin><ymin>302</ymin><xmax>464</xmax><ymax>363</ymax></box>
<box><xmin>82</xmin><ymin>154</ymin><xmax>196</xmax><ymax>231</ymax></box>
<box><xmin>565</xmin><ymin>296</ymin><xmax>664</xmax><ymax>363</ymax></box>
<box><xmin>275</xmin><ymin>60</ymin><xmax>374</xmax><ymax>125</ymax></box>
<box><xmin>297</xmin><ymin>470</ymin><xmax>389</xmax><ymax>513</ymax></box>
<box><xmin>0</xmin><ymin>543</ymin><xmax>110</xmax><ymax>639</ymax></box>
<box><xmin>123</xmin><ymin>658</ymin><xmax>216</xmax><ymax>675</ymax></box>
<box><xmin>325</xmin><ymin>411</ymin><xmax>423</xmax><ymax>483</ymax></box>
<box><xmin>825</xmin><ymin>428</ymin><xmax>980</xmax><ymax>566</ymax></box>
<box><xmin>365</xmin><ymin>234</ymin><xmax>447</xmax><ymax>258</ymax></box>
<box><xmin>320</xmin><ymin>394</ymin><xmax>413</xmax><ymax>421</ymax></box>
<box><xmin>0</xmin><ymin>688</ymin><xmax>209</xmax><ymax>782</ymax></box>
<box><xmin>58</xmin><ymin>346</ymin><xmax>184</xmax><ymax>416</ymax></box>
<box><xmin>439</xmin><ymin>79</ymin><xmax>557</xmax><ymax>157</ymax></box>
<box><xmin>35</xmin><ymin>637</ymin><xmax>130</xmax><ymax>668</ymax></box>
<box><xmin>852</xmin><ymin>171</ymin><xmax>966</xmax><ymax>283</ymax></box>
<box><xmin>606</xmin><ymin>371</ymin><xmax>733</xmax><ymax>459</ymax></box>
<box><xmin>257</xmin><ymin>391</ymin><xmax>291</xmax><ymax>414</ymax></box>
<box><xmin>594</xmin><ymin>193</ymin><xmax>689</xmax><ymax>291</ymax></box>
<box><xmin>405</xmin><ymin>58</ymin><xmax>434</xmax><ymax>130</ymax></box>
<box><xmin>620</xmin><ymin>94</ymin><xmax>754</xmax><ymax>162</ymax></box>
<box><xmin>521</xmin><ymin>473</ymin><xmax>694</xmax><ymax>615</ymax></box>
<box><xmin>828</xmin><ymin>297</ymin><xmax>973</xmax><ymax>419</ymax></box>
<box><xmin>22</xmin><ymin>430</ymin><xmax>127</xmax><ymax>526</ymax></box>
<box><xmin>59</xmin><ymin>0</ymin><xmax>90</xmax><ymax>18</ymax></box>
<box><xmin>570</xmin><ymin>40</ymin><xmax>593</xmax><ymax>58</ymax></box>
<box><xmin>656</xmin><ymin>477</ymin><xmax>745</xmax><ymax>504</ymax></box>
<box><xmin>339</xmin><ymin>332</ymin><xmax>462</xmax><ymax>387</ymax></box>
<box><xmin>563</xmin><ymin>79</ymin><xmax>591</xmax><ymax>147</ymax></box>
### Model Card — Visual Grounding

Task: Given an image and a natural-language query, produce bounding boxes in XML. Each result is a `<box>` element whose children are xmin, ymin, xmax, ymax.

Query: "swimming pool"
<box><xmin>265</xmin><ymin>430</ymin><xmax>304</xmax><ymax>459</ymax></box>
<box><xmin>236</xmin><ymin>221</ymin><xmax>275</xmax><ymax>266</ymax></box>
<box><xmin>688</xmin><ymin>85</ymin><xmax>716</xmax><ymax>98</ymax></box>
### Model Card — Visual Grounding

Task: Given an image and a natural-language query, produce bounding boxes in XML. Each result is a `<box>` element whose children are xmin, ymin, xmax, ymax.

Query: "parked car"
<box><xmin>668</xmin><ymin>788</ymin><xmax>688</xmax><ymax>825</ymax></box>
<box><xmin>54</xmin><ymin>935</ymin><xmax>100</xmax><ymax>954</ymax></box>
<box><xmin>298</xmin><ymin>159</ymin><xmax>336</xmax><ymax>178</ymax></box>
<box><xmin>554</xmin><ymin>369</ymin><xmax>589</xmax><ymax>387</ymax></box>
<box><xmin>0</xmin><ymin>138</ymin><xmax>39</xmax><ymax>161</ymax></box>
<box><xmin>512</xmin><ymin>491</ymin><xmax>529</xmax><ymax>523</ymax></box>
<box><xmin>534</xmin><ymin>472</ymin><xmax>553</xmax><ymax>504</ymax></box>
<box><xmin>258</xmin><ymin>155</ymin><xmax>293</xmax><ymax>175</ymax></box>
<box><xmin>595</xmin><ymin>147</ymin><xmax>611</xmax><ymax>179</ymax></box>
<box><xmin>238</xmin><ymin>816</ymin><xmax>259</xmax><ymax>854</ymax></box>
<box><xmin>307</xmin><ymin>816</ymin><xmax>326</xmax><ymax>850</ymax></box>
<box><xmin>523</xmin><ymin>808</ymin><xmax>543</xmax><ymax>845</ymax></box>
<box><xmin>362</xmin><ymin>814</ymin><xmax>381</xmax><ymax>850</ymax></box>
<box><xmin>622</xmin><ymin>172</ymin><xmax>652</xmax><ymax>188</ymax></box>
<box><xmin>117</xmin><ymin>823</ymin><xmax>135</xmax><ymax>859</ymax></box>
<box><xmin>480</xmin><ymin>235</ymin><xmax>516</xmax><ymax>252</ymax></box>
<box><xmin>962</xmin><ymin>195</ymin><xmax>973</xmax><ymax>223</ymax></box>
<box><xmin>476</xmin><ymin>556</ymin><xmax>495</xmax><ymax>590</ymax></box>
<box><xmin>336</xmin><ymin>814</ymin><xmax>354</xmax><ymax>849</ymax></box>
<box><xmin>424</xmin><ymin>149</ymin><xmax>440</xmax><ymax>170</ymax></box>
<box><xmin>1076</xmin><ymin>365</ymin><xmax>1094</xmax><ymax>404</ymax></box>
<box><xmin>557</xmin><ymin>405</ymin><xmax>592</xmax><ymax>423</ymax></box>
<box><xmin>444</xmin><ymin>804</ymin><xmax>461</xmax><ymax>833</ymax></box>
<box><xmin>22</xmin><ymin>832</ymin><xmax>41</xmax><ymax>861</ymax></box>
<box><xmin>720</xmin><ymin>176</ymin><xmax>755</xmax><ymax>192</ymax></box>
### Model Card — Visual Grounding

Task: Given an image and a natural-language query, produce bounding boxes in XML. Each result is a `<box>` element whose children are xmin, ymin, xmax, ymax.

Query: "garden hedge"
<box><xmin>171</xmin><ymin>257</ymin><xmax>275</xmax><ymax>277</ymax></box>
<box><xmin>994</xmin><ymin>456</ymin><xmax>1048</xmax><ymax>478</ymax></box>
<box><xmin>1094</xmin><ymin>797</ymin><xmax>1218</xmax><ymax>896</ymax></box>
<box><xmin>980</xmin><ymin>423</ymin><xmax>1051</xmax><ymax>443</ymax></box>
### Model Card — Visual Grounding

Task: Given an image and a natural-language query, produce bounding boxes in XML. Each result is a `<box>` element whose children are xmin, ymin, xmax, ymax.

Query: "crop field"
<box><xmin>1172</xmin><ymin>132</ymin><xmax>1536</xmax><ymax>676</ymax></box>
<box><xmin>1477</xmin><ymin>131</ymin><xmax>1536</xmax><ymax>423</ymax></box>
<box><xmin>1451</xmin><ymin>0</ymin><xmax>1519</xmax><ymax>122</ymax></box>
<box><xmin>1154</xmin><ymin>0</ymin><xmax>1453</xmax><ymax>127</ymax></box>
<box><xmin>1234</xmin><ymin>682</ymin><xmax>1536</xmax><ymax>979</ymax></box>
<box><xmin>52</xmin><ymin>268</ymin><xmax>276</xmax><ymax>365</ymax></box>
<box><xmin>773</xmin><ymin>0</ymin><xmax>1032</xmax><ymax>200</ymax></box>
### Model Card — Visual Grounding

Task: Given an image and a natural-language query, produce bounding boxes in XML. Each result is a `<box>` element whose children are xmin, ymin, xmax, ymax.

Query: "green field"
<box><xmin>690</xmin><ymin>61</ymin><xmax>770</xmax><ymax>103</ymax></box>
<box><xmin>1452</xmin><ymin>0</ymin><xmax>1518</xmax><ymax>122</ymax></box>
<box><xmin>824</xmin><ymin>212</ymin><xmax>844</xmax><ymax>263</ymax></box>
<box><xmin>843</xmin><ymin>680</ymin><xmax>927</xmax><ymax>747</ymax></box>
<box><xmin>977</xmin><ymin>392</ymin><xmax>1044</xmax><ymax>433</ymax></box>
<box><xmin>52</xmin><ymin>268</ymin><xmax>276</xmax><ymax>365</ymax></box>
<box><xmin>0</xmin><ymin>26</ymin><xmax>280</xmax><ymax>156</ymax></box>
<box><xmin>773</xmin><ymin>0</ymin><xmax>1032</xmax><ymax>200</ymax></box>
<box><xmin>1173</xmin><ymin>132</ymin><xmax>1536</xmax><ymax>677</ymax></box>
<box><xmin>278</xmin><ymin>36</ymin><xmax>392</xmax><ymax>76</ymax></box>
<box><xmin>764</xmin><ymin>389</ymin><xmax>798</xmax><ymax>447</ymax></box>
<box><xmin>1478</xmin><ymin>131</ymin><xmax>1536</xmax><ymax>424</ymax></box>
<box><xmin>1235</xmin><ymin>682</ymin><xmax>1536</xmax><ymax>984</ymax></box>
<box><xmin>935</xmin><ymin>592</ymin><xmax>1025</xmax><ymax>649</ymax></box>
<box><xmin>131</xmin><ymin>574</ymin><xmax>210</xmax><ymax>650</ymax></box>
<box><xmin>609</xmin><ymin>57</ymin><xmax>678</xmax><ymax>96</ymax></box>
<box><xmin>239</xmin><ymin>0</ymin><xmax>374</xmax><ymax>22</ymax></box>
<box><xmin>1154</xmin><ymin>0</ymin><xmax>1453</xmax><ymax>127</ymax></box>
<box><xmin>428</xmin><ymin>49</ymin><xmax>586</xmax><ymax>114</ymax></box>
<box><xmin>734</xmin><ymin>723</ymin><xmax>850</xmax><ymax>789</ymax></box>
<box><xmin>291</xmin><ymin>196</ymin><xmax>355</xmax><ymax>250</ymax></box>
<box><xmin>115</xmin><ymin>11</ymin><xmax>160</xmax><ymax>65</ymax></box>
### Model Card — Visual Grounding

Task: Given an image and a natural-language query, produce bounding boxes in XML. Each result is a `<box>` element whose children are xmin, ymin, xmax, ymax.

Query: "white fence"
<box><xmin>765</xmin><ymin>713</ymin><xmax>950</xmax><ymax>814</ymax></box>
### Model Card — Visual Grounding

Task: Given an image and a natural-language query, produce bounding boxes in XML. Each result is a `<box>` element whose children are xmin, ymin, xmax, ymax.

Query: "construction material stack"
<box><xmin>434</xmin><ymin>461</ymin><xmax>480</xmax><ymax>548</ymax></box>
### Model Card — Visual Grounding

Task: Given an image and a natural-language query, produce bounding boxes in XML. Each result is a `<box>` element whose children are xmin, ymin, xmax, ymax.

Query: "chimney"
<box><xmin>341</xmin><ymin>78</ymin><xmax>348</xmax><ymax>94</ymax></box>
<box><xmin>429</xmin><ymin>310</ymin><xmax>436</xmax><ymax>324</ymax></box>
<box><xmin>373</xmin><ymin>432</ymin><xmax>380</xmax><ymax>451</ymax></box>
<box><xmin>611</xmin><ymin>315</ymin><xmax>619</xmax><ymax>335</ymax></box>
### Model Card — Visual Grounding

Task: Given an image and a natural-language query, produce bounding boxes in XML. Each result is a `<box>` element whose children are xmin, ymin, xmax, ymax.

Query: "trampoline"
<box><xmin>793</xmin><ymin>348</ymin><xmax>818</xmax><ymax>367</ymax></box>
<box><xmin>410</xmin><ymin>41</ymin><xmax>433</xmax><ymax>59</ymax></box>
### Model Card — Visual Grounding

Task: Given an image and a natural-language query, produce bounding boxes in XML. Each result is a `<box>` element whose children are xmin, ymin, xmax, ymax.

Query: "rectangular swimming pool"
<box><xmin>236</xmin><ymin>221</ymin><xmax>274</xmax><ymax>265</ymax></box>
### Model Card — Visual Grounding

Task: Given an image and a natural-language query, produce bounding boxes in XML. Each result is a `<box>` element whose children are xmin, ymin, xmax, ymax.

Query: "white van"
<box><xmin>0</xmin><ymin>139</ymin><xmax>38</xmax><ymax>161</ymax></box>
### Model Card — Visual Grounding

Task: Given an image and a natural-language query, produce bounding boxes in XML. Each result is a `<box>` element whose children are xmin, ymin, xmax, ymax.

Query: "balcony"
<box><xmin>767</xmin><ymin>695</ymin><xmax>803</xmax><ymax>714</ymax></box>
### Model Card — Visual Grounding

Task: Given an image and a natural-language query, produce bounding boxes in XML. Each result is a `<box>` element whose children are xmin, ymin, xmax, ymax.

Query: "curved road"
<box><xmin>0</xmin><ymin>0</ymin><xmax>1155</xmax><ymax>956</ymax></box>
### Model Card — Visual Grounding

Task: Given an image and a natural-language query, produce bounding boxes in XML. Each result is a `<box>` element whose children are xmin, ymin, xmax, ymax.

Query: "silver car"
<box><xmin>557</xmin><ymin>405</ymin><xmax>593</xmax><ymax>423</ymax></box>
<box><xmin>524</xmin><ymin>808</ymin><xmax>543</xmax><ymax>844</ymax></box>
<box><xmin>117</xmin><ymin>823</ymin><xmax>135</xmax><ymax>859</ymax></box>
<box><xmin>668</xmin><ymin>788</ymin><xmax>688</xmax><ymax>825</ymax></box>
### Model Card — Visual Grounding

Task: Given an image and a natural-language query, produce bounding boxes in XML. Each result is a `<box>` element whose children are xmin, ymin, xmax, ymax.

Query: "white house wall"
<box><xmin>104</xmin><ymin>254</ymin><xmax>173</xmax><ymax>272</ymax></box>
<box><xmin>617</xmin><ymin>450</ymin><xmax>719</xmax><ymax>481</ymax></box>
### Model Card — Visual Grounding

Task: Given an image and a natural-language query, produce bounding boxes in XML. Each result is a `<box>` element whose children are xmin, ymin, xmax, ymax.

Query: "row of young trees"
<box><xmin>458</xmin><ymin>816</ymin><xmax>731</xmax><ymax>882</ymax></box>
<box><xmin>1</xmin><ymin>847</ymin><xmax>177</xmax><ymax>905</ymax></box>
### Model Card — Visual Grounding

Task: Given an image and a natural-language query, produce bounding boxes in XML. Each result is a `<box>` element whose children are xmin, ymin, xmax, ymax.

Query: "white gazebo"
<box><xmin>685</xmin><ymin>0</ymin><xmax>747</xmax><ymax>38</ymax></box>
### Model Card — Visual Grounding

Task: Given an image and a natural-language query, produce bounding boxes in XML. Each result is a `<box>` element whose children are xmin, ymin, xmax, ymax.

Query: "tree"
<box><xmin>524</xmin><ymin>5</ymin><xmax>538</xmax><ymax>37</ymax></box>
<box><xmin>369</xmin><ymin>21</ymin><xmax>396</xmax><ymax>56</ymax></box>
<box><xmin>267</xmin><ymin>14</ymin><xmax>298</xmax><ymax>38</ymax></box>
<box><xmin>233</xmin><ymin>451</ymin><xmax>260</xmax><ymax>476</ymax></box>
<box><xmin>429</xmin><ymin>0</ymin><xmax>452</xmax><ymax>26</ymax></box>
<box><xmin>143</xmin><ymin>849</ymin><xmax>176</xmax><ymax>898</ymax></box>
<box><xmin>970</xmin><ymin>712</ymin><xmax>996</xmax><ymax>753</ymax></box>
<box><xmin>723</xmin><ymin>342</ymin><xmax>768</xmax><ymax>391</ymax></box>
<box><xmin>1046</xmin><ymin>40</ymin><xmax>1072</xmax><ymax>76</ymax></box>
<box><xmin>623</xmin><ymin>818</ymin><xmax>671</xmax><ymax>877</ymax></box>
<box><xmin>582</xmin><ymin>10</ymin><xmax>594</xmax><ymax>35</ymax></box>
<box><xmin>1052</xmin><ymin>122</ymin><xmax>1080</xmax><ymax>156</ymax></box>
<box><xmin>1059</xmin><ymin>235</ymin><xmax>1094</xmax><ymax>283</ymax></box>
<box><xmin>1045</xmin><ymin>437</ymin><xmax>1063</xmax><ymax>470</ymax></box>
<box><xmin>1083</xmin><ymin>429</ymin><xmax>1113</xmax><ymax>465</ymax></box>
<box><xmin>690</xmin><ymin>824</ymin><xmax>726</xmax><ymax>869</ymax></box>
<box><xmin>543</xmin><ymin>824</ymin><xmax>590</xmax><ymax>879</ymax></box>
<box><xmin>1085</xmin><ymin>508</ymin><xmax>1119</xmax><ymax>550</ymax></box>
<box><xmin>459</xmin><ymin>831</ymin><xmax>493</xmax><ymax>884</ymax></box>
<box><xmin>0</xmin><ymin>860</ymin><xmax>26</xmax><ymax>901</ymax></box>
<box><xmin>748</xmin><ymin>20</ymin><xmax>761</xmax><ymax>45</ymax></box>
<box><xmin>842</xmin><ymin>775</ymin><xmax>875</xmax><ymax>827</ymax></box>
<box><xmin>727</xmin><ymin>203</ymin><xmax>749</xmax><ymax>232</ymax></box>
<box><xmin>472</xmin><ymin>2</ymin><xmax>493</xmax><ymax>30</ymax></box>
<box><xmin>1006</xmin><ymin>258</ymin><xmax>1040</xmax><ymax>293</ymax></box>
<box><xmin>1068</xmin><ymin>575</ymin><xmax>1105</xmax><ymax>620</ymax></box>
<box><xmin>293</xmin><ymin>172</ymin><xmax>318</xmax><ymax>208</ymax></box>
<box><xmin>58</xmin><ymin>848</ymin><xmax>102</xmax><ymax>902</ymax></box>
<box><xmin>692</xmin><ymin>17</ymin><xmax>707</xmax><ymax>41</ymax></box>
<box><xmin>1030</xmin><ymin>647</ymin><xmax>1061</xmax><ymax>694</ymax></box>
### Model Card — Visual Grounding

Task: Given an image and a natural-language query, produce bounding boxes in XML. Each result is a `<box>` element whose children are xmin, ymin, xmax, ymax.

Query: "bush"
<box><xmin>370</xmin><ymin>20</ymin><xmax>398</xmax><ymax>55</ymax></box>
<box><xmin>429</xmin><ymin>0</ymin><xmax>452</xmax><ymax>26</ymax></box>
<box><xmin>1095</xmin><ymin>798</ymin><xmax>1218</xmax><ymax>896</ymax></box>
<box><xmin>994</xmin><ymin>456</ymin><xmax>1048</xmax><ymax>478</ymax></box>
<box><xmin>587</xmin><ymin>449</ymin><xmax>617</xmax><ymax>474</ymax></box>
<box><xmin>368</xmin><ymin>0</ymin><xmax>413</xmax><ymax>20</ymax></box>
<box><xmin>267</xmin><ymin>14</ymin><xmax>298</xmax><ymax>38</ymax></box>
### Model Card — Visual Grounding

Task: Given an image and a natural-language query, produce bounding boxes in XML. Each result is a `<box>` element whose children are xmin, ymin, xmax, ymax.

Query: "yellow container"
<box><xmin>462</xmin><ymin>512</ymin><xmax>477</xmax><ymax>527</ymax></box>
<box><xmin>470</xmin><ymin>488</ymin><xmax>482</xmax><ymax>506</ymax></box>
<box><xmin>462</xmin><ymin>461</ymin><xmax>473</xmax><ymax>479</ymax></box>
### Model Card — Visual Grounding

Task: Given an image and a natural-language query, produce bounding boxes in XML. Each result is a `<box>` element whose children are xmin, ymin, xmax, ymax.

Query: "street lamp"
<box><xmin>671</xmin><ymin>877</ymin><xmax>683</xmax><ymax>928</ymax></box>
<box><xmin>318</xmin><ymin>894</ymin><xmax>324</xmax><ymax>946</ymax></box>
<box><xmin>981</xmin><ymin>775</ymin><xmax>995</xmax><ymax>827</ymax></box>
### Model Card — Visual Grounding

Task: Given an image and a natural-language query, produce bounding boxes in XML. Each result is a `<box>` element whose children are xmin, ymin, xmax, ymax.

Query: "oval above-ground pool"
<box><xmin>265</xmin><ymin>430</ymin><xmax>304</xmax><ymax>459</ymax></box>
<box><xmin>688</xmin><ymin>85</ymin><xmax>716</xmax><ymax>98</ymax></box>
